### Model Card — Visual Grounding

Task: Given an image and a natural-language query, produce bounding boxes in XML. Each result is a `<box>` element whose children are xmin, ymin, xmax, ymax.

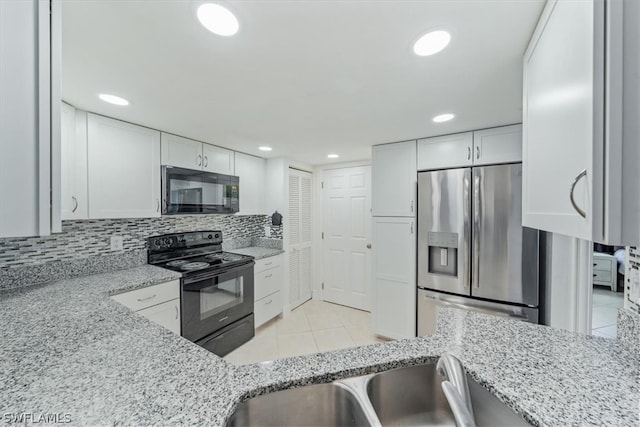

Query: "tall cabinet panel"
<box><xmin>523</xmin><ymin>0</ymin><xmax>640</xmax><ymax>244</ymax></box>
<box><xmin>87</xmin><ymin>114</ymin><xmax>161</xmax><ymax>219</ymax></box>
<box><xmin>372</xmin><ymin>217</ymin><xmax>416</xmax><ymax>339</ymax></box>
<box><xmin>234</xmin><ymin>152</ymin><xmax>266</xmax><ymax>214</ymax></box>
<box><xmin>372</xmin><ymin>141</ymin><xmax>416</xmax><ymax>217</ymax></box>
<box><xmin>61</xmin><ymin>104</ymin><xmax>88</xmax><ymax>220</ymax></box>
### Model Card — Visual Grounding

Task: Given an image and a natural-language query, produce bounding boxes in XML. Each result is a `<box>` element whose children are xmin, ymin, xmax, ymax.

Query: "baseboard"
<box><xmin>312</xmin><ymin>289</ymin><xmax>323</xmax><ymax>301</ymax></box>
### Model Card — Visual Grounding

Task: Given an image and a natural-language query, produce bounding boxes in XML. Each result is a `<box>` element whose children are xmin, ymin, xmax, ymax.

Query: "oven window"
<box><xmin>200</xmin><ymin>276</ymin><xmax>244</xmax><ymax>320</ymax></box>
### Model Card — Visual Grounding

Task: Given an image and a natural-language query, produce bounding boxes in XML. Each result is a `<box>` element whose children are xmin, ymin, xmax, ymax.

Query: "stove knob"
<box><xmin>214</xmin><ymin>233</ymin><xmax>220</xmax><ymax>239</ymax></box>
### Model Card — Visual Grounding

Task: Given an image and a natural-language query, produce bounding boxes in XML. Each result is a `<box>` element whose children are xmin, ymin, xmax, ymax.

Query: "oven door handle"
<box><xmin>182</xmin><ymin>262</ymin><xmax>254</xmax><ymax>286</ymax></box>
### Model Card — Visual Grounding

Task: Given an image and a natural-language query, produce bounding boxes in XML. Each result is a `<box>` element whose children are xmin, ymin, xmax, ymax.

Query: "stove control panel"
<box><xmin>149</xmin><ymin>231</ymin><xmax>223</xmax><ymax>251</ymax></box>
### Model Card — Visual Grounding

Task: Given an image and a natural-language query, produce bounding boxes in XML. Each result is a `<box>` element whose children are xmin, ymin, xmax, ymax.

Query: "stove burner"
<box><xmin>166</xmin><ymin>260</ymin><xmax>189</xmax><ymax>268</ymax></box>
<box><xmin>222</xmin><ymin>253</ymin><xmax>243</xmax><ymax>262</ymax></box>
<box><xmin>203</xmin><ymin>254</ymin><xmax>224</xmax><ymax>264</ymax></box>
<box><xmin>180</xmin><ymin>262</ymin><xmax>210</xmax><ymax>271</ymax></box>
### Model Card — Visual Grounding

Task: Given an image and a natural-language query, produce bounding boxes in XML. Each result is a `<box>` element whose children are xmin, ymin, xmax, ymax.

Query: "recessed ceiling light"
<box><xmin>433</xmin><ymin>113</ymin><xmax>455</xmax><ymax>123</ymax></box>
<box><xmin>98</xmin><ymin>93</ymin><xmax>129</xmax><ymax>106</ymax></box>
<box><xmin>413</xmin><ymin>30</ymin><xmax>451</xmax><ymax>56</ymax></box>
<box><xmin>327</xmin><ymin>154</ymin><xmax>339</xmax><ymax>159</ymax></box>
<box><xmin>258</xmin><ymin>146</ymin><xmax>272</xmax><ymax>152</ymax></box>
<box><xmin>197</xmin><ymin>3</ymin><xmax>239</xmax><ymax>36</ymax></box>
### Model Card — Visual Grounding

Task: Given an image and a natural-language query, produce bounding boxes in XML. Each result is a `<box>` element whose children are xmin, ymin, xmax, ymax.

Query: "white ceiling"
<box><xmin>61</xmin><ymin>0</ymin><xmax>545</xmax><ymax>166</ymax></box>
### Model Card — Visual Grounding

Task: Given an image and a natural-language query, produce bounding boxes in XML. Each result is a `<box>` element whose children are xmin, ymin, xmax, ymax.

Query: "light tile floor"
<box><xmin>224</xmin><ymin>299</ymin><xmax>388</xmax><ymax>366</ymax></box>
<box><xmin>591</xmin><ymin>287</ymin><xmax>624</xmax><ymax>338</ymax></box>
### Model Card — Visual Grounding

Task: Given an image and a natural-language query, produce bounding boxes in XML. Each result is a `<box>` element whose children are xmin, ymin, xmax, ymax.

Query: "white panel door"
<box><xmin>61</xmin><ymin>105</ymin><xmax>88</xmax><ymax>219</ymax></box>
<box><xmin>234</xmin><ymin>152</ymin><xmax>266</xmax><ymax>214</ymax></box>
<box><xmin>522</xmin><ymin>0</ymin><xmax>599</xmax><ymax>240</ymax></box>
<box><xmin>472</xmin><ymin>124</ymin><xmax>522</xmax><ymax>165</ymax></box>
<box><xmin>288</xmin><ymin>169</ymin><xmax>312</xmax><ymax>309</ymax></box>
<box><xmin>372</xmin><ymin>217</ymin><xmax>416</xmax><ymax>339</ymax></box>
<box><xmin>87</xmin><ymin>114</ymin><xmax>161</xmax><ymax>218</ymax></box>
<box><xmin>160</xmin><ymin>133</ymin><xmax>203</xmax><ymax>170</ymax></box>
<box><xmin>417</xmin><ymin>132</ymin><xmax>473</xmax><ymax>171</ymax></box>
<box><xmin>202</xmin><ymin>143</ymin><xmax>234</xmax><ymax>175</ymax></box>
<box><xmin>371</xmin><ymin>141</ymin><xmax>416</xmax><ymax>217</ymax></box>
<box><xmin>323</xmin><ymin>166</ymin><xmax>372</xmax><ymax>310</ymax></box>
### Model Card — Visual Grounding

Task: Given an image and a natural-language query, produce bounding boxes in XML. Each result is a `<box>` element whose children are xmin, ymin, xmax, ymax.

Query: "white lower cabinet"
<box><xmin>372</xmin><ymin>217</ymin><xmax>416</xmax><ymax>339</ymax></box>
<box><xmin>254</xmin><ymin>255</ymin><xmax>283</xmax><ymax>327</ymax></box>
<box><xmin>111</xmin><ymin>280</ymin><xmax>180</xmax><ymax>334</ymax></box>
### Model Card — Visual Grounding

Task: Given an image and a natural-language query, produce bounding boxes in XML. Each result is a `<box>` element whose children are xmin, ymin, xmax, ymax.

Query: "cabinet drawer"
<box><xmin>255</xmin><ymin>255</ymin><xmax>282</xmax><ymax>273</ymax></box>
<box><xmin>136</xmin><ymin>298</ymin><xmax>181</xmax><ymax>335</ymax></box>
<box><xmin>111</xmin><ymin>280</ymin><xmax>180</xmax><ymax>312</ymax></box>
<box><xmin>255</xmin><ymin>265</ymin><xmax>283</xmax><ymax>301</ymax></box>
<box><xmin>593</xmin><ymin>269</ymin><xmax>612</xmax><ymax>282</ymax></box>
<box><xmin>593</xmin><ymin>257</ymin><xmax>613</xmax><ymax>271</ymax></box>
<box><xmin>255</xmin><ymin>291</ymin><xmax>281</xmax><ymax>327</ymax></box>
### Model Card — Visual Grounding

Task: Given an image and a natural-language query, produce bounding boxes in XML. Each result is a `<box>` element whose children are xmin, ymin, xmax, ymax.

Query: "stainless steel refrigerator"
<box><xmin>417</xmin><ymin>164</ymin><xmax>539</xmax><ymax>335</ymax></box>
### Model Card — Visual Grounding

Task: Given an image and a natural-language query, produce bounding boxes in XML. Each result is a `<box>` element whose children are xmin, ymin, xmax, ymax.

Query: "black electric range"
<box><xmin>148</xmin><ymin>231</ymin><xmax>255</xmax><ymax>356</ymax></box>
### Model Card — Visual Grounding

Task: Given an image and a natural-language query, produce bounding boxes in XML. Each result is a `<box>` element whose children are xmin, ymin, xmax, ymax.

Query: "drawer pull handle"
<box><xmin>265</xmin><ymin>299</ymin><xmax>273</xmax><ymax>305</ymax></box>
<box><xmin>219</xmin><ymin>316</ymin><xmax>229</xmax><ymax>322</ymax></box>
<box><xmin>175</xmin><ymin>305</ymin><xmax>179</xmax><ymax>320</ymax></box>
<box><xmin>265</xmin><ymin>274</ymin><xmax>273</xmax><ymax>278</ymax></box>
<box><xmin>264</xmin><ymin>262</ymin><xmax>273</xmax><ymax>266</ymax></box>
<box><xmin>137</xmin><ymin>294</ymin><xmax>157</xmax><ymax>302</ymax></box>
<box><xmin>593</xmin><ymin>273</ymin><xmax>597</xmax><ymax>277</ymax></box>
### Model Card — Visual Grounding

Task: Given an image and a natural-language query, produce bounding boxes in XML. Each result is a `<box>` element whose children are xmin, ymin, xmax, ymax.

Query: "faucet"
<box><xmin>436</xmin><ymin>354</ymin><xmax>476</xmax><ymax>427</ymax></box>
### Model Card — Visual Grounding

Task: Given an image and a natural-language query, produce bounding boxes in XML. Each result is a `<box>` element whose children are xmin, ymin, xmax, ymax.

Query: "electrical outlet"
<box><xmin>110</xmin><ymin>235</ymin><xmax>124</xmax><ymax>251</ymax></box>
<box><xmin>264</xmin><ymin>225</ymin><xmax>271</xmax><ymax>237</ymax></box>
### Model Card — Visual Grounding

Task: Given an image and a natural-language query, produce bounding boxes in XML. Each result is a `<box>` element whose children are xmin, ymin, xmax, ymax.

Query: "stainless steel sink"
<box><xmin>366</xmin><ymin>363</ymin><xmax>530</xmax><ymax>427</ymax></box>
<box><xmin>227</xmin><ymin>361</ymin><xmax>530</xmax><ymax>427</ymax></box>
<box><xmin>226</xmin><ymin>383</ymin><xmax>372</xmax><ymax>427</ymax></box>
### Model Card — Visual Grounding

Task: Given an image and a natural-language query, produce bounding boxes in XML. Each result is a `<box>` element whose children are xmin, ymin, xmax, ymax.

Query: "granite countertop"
<box><xmin>1</xmin><ymin>266</ymin><xmax>638</xmax><ymax>426</ymax></box>
<box><xmin>228</xmin><ymin>246</ymin><xmax>284</xmax><ymax>260</ymax></box>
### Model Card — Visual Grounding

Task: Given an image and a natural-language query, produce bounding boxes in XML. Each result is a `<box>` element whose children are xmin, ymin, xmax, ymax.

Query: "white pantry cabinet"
<box><xmin>161</xmin><ymin>132</ymin><xmax>234</xmax><ymax>175</ymax></box>
<box><xmin>61</xmin><ymin>104</ymin><xmax>88</xmax><ymax>220</ymax></box>
<box><xmin>417</xmin><ymin>125</ymin><xmax>521</xmax><ymax>171</ymax></box>
<box><xmin>87</xmin><ymin>114</ymin><xmax>161</xmax><ymax>219</ymax></box>
<box><xmin>523</xmin><ymin>0</ymin><xmax>640</xmax><ymax>245</ymax></box>
<box><xmin>372</xmin><ymin>141</ymin><xmax>417</xmax><ymax>217</ymax></box>
<box><xmin>372</xmin><ymin>217</ymin><xmax>416</xmax><ymax>339</ymax></box>
<box><xmin>234</xmin><ymin>152</ymin><xmax>266</xmax><ymax>214</ymax></box>
<box><xmin>111</xmin><ymin>280</ymin><xmax>180</xmax><ymax>335</ymax></box>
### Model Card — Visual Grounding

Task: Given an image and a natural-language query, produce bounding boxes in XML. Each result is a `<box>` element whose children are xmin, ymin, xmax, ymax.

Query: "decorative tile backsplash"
<box><xmin>0</xmin><ymin>214</ymin><xmax>280</xmax><ymax>270</ymax></box>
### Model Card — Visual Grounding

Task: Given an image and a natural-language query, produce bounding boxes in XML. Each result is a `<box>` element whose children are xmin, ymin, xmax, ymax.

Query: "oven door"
<box><xmin>162</xmin><ymin>166</ymin><xmax>239</xmax><ymax>214</ymax></box>
<box><xmin>181</xmin><ymin>263</ymin><xmax>254</xmax><ymax>342</ymax></box>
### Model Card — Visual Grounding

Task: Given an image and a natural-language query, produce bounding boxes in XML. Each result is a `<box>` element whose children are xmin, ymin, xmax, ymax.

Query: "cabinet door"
<box><xmin>136</xmin><ymin>298</ymin><xmax>181</xmax><ymax>335</ymax></box>
<box><xmin>161</xmin><ymin>133</ymin><xmax>203</xmax><ymax>170</ymax></box>
<box><xmin>61</xmin><ymin>104</ymin><xmax>88</xmax><ymax>219</ymax></box>
<box><xmin>417</xmin><ymin>132</ymin><xmax>473</xmax><ymax>171</ymax></box>
<box><xmin>472</xmin><ymin>124</ymin><xmax>522</xmax><ymax>165</ymax></box>
<box><xmin>522</xmin><ymin>0</ymin><xmax>601</xmax><ymax>240</ymax></box>
<box><xmin>234</xmin><ymin>152</ymin><xmax>266</xmax><ymax>214</ymax></box>
<box><xmin>372</xmin><ymin>217</ymin><xmax>416</xmax><ymax>339</ymax></box>
<box><xmin>87</xmin><ymin>114</ymin><xmax>161</xmax><ymax>218</ymax></box>
<box><xmin>202</xmin><ymin>143</ymin><xmax>234</xmax><ymax>175</ymax></box>
<box><xmin>372</xmin><ymin>141</ymin><xmax>416</xmax><ymax>217</ymax></box>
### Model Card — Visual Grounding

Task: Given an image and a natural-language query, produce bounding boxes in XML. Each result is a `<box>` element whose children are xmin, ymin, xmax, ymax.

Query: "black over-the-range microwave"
<box><xmin>162</xmin><ymin>166</ymin><xmax>239</xmax><ymax>214</ymax></box>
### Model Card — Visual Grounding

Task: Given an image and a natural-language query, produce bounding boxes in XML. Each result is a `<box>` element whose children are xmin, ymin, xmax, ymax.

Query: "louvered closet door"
<box><xmin>288</xmin><ymin>169</ymin><xmax>313</xmax><ymax>309</ymax></box>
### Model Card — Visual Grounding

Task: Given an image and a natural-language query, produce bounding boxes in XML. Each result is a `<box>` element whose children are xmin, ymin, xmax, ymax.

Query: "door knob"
<box><xmin>366</xmin><ymin>243</ymin><xmax>372</xmax><ymax>249</ymax></box>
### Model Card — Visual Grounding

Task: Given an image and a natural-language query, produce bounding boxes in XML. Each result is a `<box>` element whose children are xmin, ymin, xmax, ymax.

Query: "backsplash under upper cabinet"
<box><xmin>0</xmin><ymin>214</ymin><xmax>280</xmax><ymax>270</ymax></box>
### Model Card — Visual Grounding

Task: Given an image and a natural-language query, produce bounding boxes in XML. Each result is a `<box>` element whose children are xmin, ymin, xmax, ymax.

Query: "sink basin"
<box><xmin>226</xmin><ymin>383</ymin><xmax>371</xmax><ymax>427</ymax></box>
<box><xmin>227</xmin><ymin>362</ymin><xmax>530</xmax><ymax>427</ymax></box>
<box><xmin>366</xmin><ymin>363</ymin><xmax>530</xmax><ymax>426</ymax></box>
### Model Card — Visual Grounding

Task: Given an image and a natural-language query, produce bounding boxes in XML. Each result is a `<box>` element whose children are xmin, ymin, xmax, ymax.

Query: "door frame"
<box><xmin>315</xmin><ymin>160</ymin><xmax>373</xmax><ymax>307</ymax></box>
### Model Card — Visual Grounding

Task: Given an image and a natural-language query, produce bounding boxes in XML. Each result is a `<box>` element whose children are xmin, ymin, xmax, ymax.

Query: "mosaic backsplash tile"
<box><xmin>0</xmin><ymin>214</ymin><xmax>280</xmax><ymax>270</ymax></box>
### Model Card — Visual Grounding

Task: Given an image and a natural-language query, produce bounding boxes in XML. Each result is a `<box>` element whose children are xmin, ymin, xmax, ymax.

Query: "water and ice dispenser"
<box><xmin>427</xmin><ymin>232</ymin><xmax>458</xmax><ymax>277</ymax></box>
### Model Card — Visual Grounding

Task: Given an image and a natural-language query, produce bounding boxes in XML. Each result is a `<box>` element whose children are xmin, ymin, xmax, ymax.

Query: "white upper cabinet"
<box><xmin>161</xmin><ymin>132</ymin><xmax>234</xmax><ymax>175</ymax></box>
<box><xmin>87</xmin><ymin>114</ymin><xmax>161</xmax><ymax>219</ymax></box>
<box><xmin>417</xmin><ymin>132</ymin><xmax>472</xmax><ymax>171</ymax></box>
<box><xmin>372</xmin><ymin>141</ymin><xmax>417</xmax><ymax>217</ymax></box>
<box><xmin>202</xmin><ymin>143</ymin><xmax>234</xmax><ymax>175</ymax></box>
<box><xmin>523</xmin><ymin>0</ymin><xmax>639</xmax><ymax>245</ymax></box>
<box><xmin>472</xmin><ymin>124</ymin><xmax>522</xmax><ymax>165</ymax></box>
<box><xmin>61</xmin><ymin>104</ymin><xmax>88</xmax><ymax>220</ymax></box>
<box><xmin>161</xmin><ymin>133</ymin><xmax>203</xmax><ymax>170</ymax></box>
<box><xmin>234</xmin><ymin>152</ymin><xmax>265</xmax><ymax>214</ymax></box>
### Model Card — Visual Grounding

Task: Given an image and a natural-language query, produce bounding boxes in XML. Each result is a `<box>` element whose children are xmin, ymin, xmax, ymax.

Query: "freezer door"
<box><xmin>417</xmin><ymin>289</ymin><xmax>538</xmax><ymax>336</ymax></box>
<box><xmin>417</xmin><ymin>169</ymin><xmax>471</xmax><ymax>296</ymax></box>
<box><xmin>471</xmin><ymin>164</ymin><xmax>539</xmax><ymax>306</ymax></box>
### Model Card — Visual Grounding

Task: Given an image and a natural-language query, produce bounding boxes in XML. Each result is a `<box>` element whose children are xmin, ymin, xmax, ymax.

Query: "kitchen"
<box><xmin>1</xmin><ymin>0</ymin><xmax>639</xmax><ymax>426</ymax></box>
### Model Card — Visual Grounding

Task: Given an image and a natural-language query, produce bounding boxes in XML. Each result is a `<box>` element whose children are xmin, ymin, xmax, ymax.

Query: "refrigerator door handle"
<box><xmin>463</xmin><ymin>169</ymin><xmax>471</xmax><ymax>289</ymax></box>
<box><xmin>472</xmin><ymin>172</ymin><xmax>481</xmax><ymax>289</ymax></box>
<box><xmin>421</xmin><ymin>293</ymin><xmax>530</xmax><ymax>321</ymax></box>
